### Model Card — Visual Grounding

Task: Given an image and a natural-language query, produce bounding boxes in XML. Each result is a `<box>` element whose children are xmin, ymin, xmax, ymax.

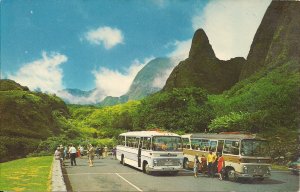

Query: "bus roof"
<box><xmin>119</xmin><ymin>131</ymin><xmax>180</xmax><ymax>137</ymax></box>
<box><xmin>182</xmin><ymin>133</ymin><xmax>265</xmax><ymax>140</ymax></box>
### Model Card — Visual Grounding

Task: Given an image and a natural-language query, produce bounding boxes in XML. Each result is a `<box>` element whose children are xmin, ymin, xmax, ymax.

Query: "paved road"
<box><xmin>63</xmin><ymin>157</ymin><xmax>299</xmax><ymax>191</ymax></box>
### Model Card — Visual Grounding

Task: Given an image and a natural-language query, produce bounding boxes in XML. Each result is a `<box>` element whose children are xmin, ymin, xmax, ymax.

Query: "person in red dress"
<box><xmin>217</xmin><ymin>153</ymin><xmax>225</xmax><ymax>180</ymax></box>
<box><xmin>77</xmin><ymin>147</ymin><xmax>81</xmax><ymax>158</ymax></box>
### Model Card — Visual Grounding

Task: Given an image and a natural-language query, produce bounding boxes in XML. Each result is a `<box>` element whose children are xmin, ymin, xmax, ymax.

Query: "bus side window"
<box><xmin>142</xmin><ymin>137</ymin><xmax>151</xmax><ymax>150</ymax></box>
<box><xmin>217</xmin><ymin>140</ymin><xmax>224</xmax><ymax>154</ymax></box>
<box><xmin>209</xmin><ymin>141</ymin><xmax>217</xmax><ymax>152</ymax></box>
<box><xmin>182</xmin><ymin>138</ymin><xmax>190</xmax><ymax>149</ymax></box>
<box><xmin>223</xmin><ymin>140</ymin><xmax>239</xmax><ymax>155</ymax></box>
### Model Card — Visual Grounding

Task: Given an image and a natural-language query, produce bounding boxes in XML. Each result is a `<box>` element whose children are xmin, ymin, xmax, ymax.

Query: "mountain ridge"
<box><xmin>163</xmin><ymin>29</ymin><xmax>245</xmax><ymax>93</ymax></box>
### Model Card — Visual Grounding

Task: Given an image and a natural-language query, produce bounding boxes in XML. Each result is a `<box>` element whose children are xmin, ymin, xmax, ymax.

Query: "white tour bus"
<box><xmin>182</xmin><ymin>132</ymin><xmax>271</xmax><ymax>181</ymax></box>
<box><xmin>117</xmin><ymin>131</ymin><xmax>183</xmax><ymax>175</ymax></box>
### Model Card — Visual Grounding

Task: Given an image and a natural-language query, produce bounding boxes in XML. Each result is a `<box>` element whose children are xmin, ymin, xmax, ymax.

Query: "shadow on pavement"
<box><xmin>237</xmin><ymin>178</ymin><xmax>285</xmax><ymax>185</ymax></box>
<box><xmin>61</xmin><ymin>165</ymin><xmax>73</xmax><ymax>191</ymax></box>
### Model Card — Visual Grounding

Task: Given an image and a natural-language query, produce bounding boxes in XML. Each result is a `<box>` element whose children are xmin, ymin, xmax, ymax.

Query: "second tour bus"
<box><xmin>182</xmin><ymin>132</ymin><xmax>271</xmax><ymax>181</ymax></box>
<box><xmin>116</xmin><ymin>131</ymin><xmax>183</xmax><ymax>175</ymax></box>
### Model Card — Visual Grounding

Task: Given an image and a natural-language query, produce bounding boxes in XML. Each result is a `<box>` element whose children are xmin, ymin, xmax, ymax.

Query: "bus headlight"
<box><xmin>243</xmin><ymin>165</ymin><xmax>248</xmax><ymax>173</ymax></box>
<box><xmin>153</xmin><ymin>159</ymin><xmax>158</xmax><ymax>166</ymax></box>
<box><xmin>267</xmin><ymin>166</ymin><xmax>271</xmax><ymax>173</ymax></box>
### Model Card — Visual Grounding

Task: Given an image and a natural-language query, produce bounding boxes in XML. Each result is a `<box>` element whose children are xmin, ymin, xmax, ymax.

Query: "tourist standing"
<box><xmin>54</xmin><ymin>147</ymin><xmax>61</xmax><ymax>160</ymax></box>
<box><xmin>217</xmin><ymin>153</ymin><xmax>225</xmax><ymax>180</ymax></box>
<box><xmin>79</xmin><ymin>145</ymin><xmax>84</xmax><ymax>156</ymax></box>
<box><xmin>193</xmin><ymin>155</ymin><xmax>200</xmax><ymax>178</ymax></box>
<box><xmin>104</xmin><ymin>145</ymin><xmax>108</xmax><ymax>158</ymax></box>
<box><xmin>207</xmin><ymin>151</ymin><xmax>217</xmax><ymax>177</ymax></box>
<box><xmin>112</xmin><ymin>147</ymin><xmax>116</xmax><ymax>160</ymax></box>
<box><xmin>88</xmin><ymin>144</ymin><xmax>95</xmax><ymax>167</ymax></box>
<box><xmin>99</xmin><ymin>146</ymin><xmax>103</xmax><ymax>159</ymax></box>
<box><xmin>69</xmin><ymin>144</ymin><xmax>77</xmax><ymax>166</ymax></box>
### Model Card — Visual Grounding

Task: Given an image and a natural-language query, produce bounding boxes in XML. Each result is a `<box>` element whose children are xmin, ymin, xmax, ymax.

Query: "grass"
<box><xmin>272</xmin><ymin>164</ymin><xmax>289</xmax><ymax>171</ymax></box>
<box><xmin>0</xmin><ymin>156</ymin><xmax>53</xmax><ymax>191</ymax></box>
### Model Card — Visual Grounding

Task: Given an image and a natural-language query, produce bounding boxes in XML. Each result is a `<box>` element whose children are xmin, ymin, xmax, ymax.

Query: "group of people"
<box><xmin>54</xmin><ymin>144</ymin><xmax>116</xmax><ymax>167</ymax></box>
<box><xmin>193</xmin><ymin>151</ymin><xmax>225</xmax><ymax>180</ymax></box>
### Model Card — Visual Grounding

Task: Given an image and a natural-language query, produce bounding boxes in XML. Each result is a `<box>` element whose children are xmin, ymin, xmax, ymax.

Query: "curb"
<box><xmin>51</xmin><ymin>157</ymin><xmax>67</xmax><ymax>191</ymax></box>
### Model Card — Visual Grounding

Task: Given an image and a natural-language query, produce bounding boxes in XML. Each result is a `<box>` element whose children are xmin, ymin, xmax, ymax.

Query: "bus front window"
<box><xmin>241</xmin><ymin>139</ymin><xmax>269</xmax><ymax>157</ymax></box>
<box><xmin>152</xmin><ymin>136</ymin><xmax>182</xmax><ymax>152</ymax></box>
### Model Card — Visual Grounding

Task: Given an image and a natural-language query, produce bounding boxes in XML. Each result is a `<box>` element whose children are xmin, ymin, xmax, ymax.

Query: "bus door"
<box><xmin>217</xmin><ymin>140</ymin><xmax>224</xmax><ymax>154</ymax></box>
<box><xmin>138</xmin><ymin>137</ymin><xmax>142</xmax><ymax>167</ymax></box>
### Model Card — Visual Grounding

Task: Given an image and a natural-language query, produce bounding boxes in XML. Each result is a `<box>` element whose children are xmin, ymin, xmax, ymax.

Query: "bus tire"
<box><xmin>143</xmin><ymin>162</ymin><xmax>151</xmax><ymax>175</ymax></box>
<box><xmin>227</xmin><ymin>169</ymin><xmax>237</xmax><ymax>182</ymax></box>
<box><xmin>183</xmin><ymin>158</ymin><xmax>189</xmax><ymax>169</ymax></box>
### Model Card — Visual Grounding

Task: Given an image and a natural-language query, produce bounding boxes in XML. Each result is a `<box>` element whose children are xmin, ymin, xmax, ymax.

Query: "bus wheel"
<box><xmin>143</xmin><ymin>162</ymin><xmax>151</xmax><ymax>175</ymax></box>
<box><xmin>227</xmin><ymin>169</ymin><xmax>237</xmax><ymax>182</ymax></box>
<box><xmin>183</xmin><ymin>158</ymin><xmax>189</xmax><ymax>169</ymax></box>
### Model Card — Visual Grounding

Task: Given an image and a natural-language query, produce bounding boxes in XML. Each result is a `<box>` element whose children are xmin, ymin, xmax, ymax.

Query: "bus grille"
<box><xmin>157</xmin><ymin>159</ymin><xmax>181</xmax><ymax>166</ymax></box>
<box><xmin>246</xmin><ymin>165</ymin><xmax>268</xmax><ymax>175</ymax></box>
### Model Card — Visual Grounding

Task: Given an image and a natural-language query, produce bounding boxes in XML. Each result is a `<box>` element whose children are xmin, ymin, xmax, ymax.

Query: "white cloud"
<box><xmin>151</xmin><ymin>39</ymin><xmax>192</xmax><ymax>89</ymax></box>
<box><xmin>8</xmin><ymin>51</ymin><xmax>67</xmax><ymax>93</ymax></box>
<box><xmin>167</xmin><ymin>39</ymin><xmax>192</xmax><ymax>64</ymax></box>
<box><xmin>192</xmin><ymin>0</ymin><xmax>271</xmax><ymax>60</ymax></box>
<box><xmin>152</xmin><ymin>67</ymin><xmax>174</xmax><ymax>88</ymax></box>
<box><xmin>84</xmin><ymin>26</ymin><xmax>124</xmax><ymax>49</ymax></box>
<box><xmin>57</xmin><ymin>89</ymin><xmax>105</xmax><ymax>105</ymax></box>
<box><xmin>92</xmin><ymin>57</ymin><xmax>153</xmax><ymax>97</ymax></box>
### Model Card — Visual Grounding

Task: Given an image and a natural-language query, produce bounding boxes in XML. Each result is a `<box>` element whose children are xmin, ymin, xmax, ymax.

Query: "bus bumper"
<box><xmin>235</xmin><ymin>172</ymin><xmax>271</xmax><ymax>179</ymax></box>
<box><xmin>149</xmin><ymin>166</ymin><xmax>182</xmax><ymax>172</ymax></box>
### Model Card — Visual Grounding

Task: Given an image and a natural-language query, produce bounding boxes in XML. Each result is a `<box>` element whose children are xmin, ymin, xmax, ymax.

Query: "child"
<box><xmin>194</xmin><ymin>155</ymin><xmax>200</xmax><ymax>178</ymax></box>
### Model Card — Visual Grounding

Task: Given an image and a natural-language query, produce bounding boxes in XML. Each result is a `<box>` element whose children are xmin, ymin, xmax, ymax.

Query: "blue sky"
<box><xmin>1</xmin><ymin>0</ymin><xmax>271</xmax><ymax>104</ymax></box>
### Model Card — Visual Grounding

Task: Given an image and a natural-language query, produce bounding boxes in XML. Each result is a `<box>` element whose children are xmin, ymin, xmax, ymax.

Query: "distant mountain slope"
<box><xmin>0</xmin><ymin>79</ymin><xmax>69</xmax><ymax>162</ymax></box>
<box><xmin>99</xmin><ymin>58</ymin><xmax>174</xmax><ymax>106</ymax></box>
<box><xmin>59</xmin><ymin>88</ymin><xmax>94</xmax><ymax>98</ymax></box>
<box><xmin>163</xmin><ymin>29</ymin><xmax>245</xmax><ymax>93</ymax></box>
<box><xmin>126</xmin><ymin>58</ymin><xmax>173</xmax><ymax>100</ymax></box>
<box><xmin>57</xmin><ymin>88</ymin><xmax>97</xmax><ymax>104</ymax></box>
<box><xmin>240</xmin><ymin>1</ymin><xmax>300</xmax><ymax>79</ymax></box>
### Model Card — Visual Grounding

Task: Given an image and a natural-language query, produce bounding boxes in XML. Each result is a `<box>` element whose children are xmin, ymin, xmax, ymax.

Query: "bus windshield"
<box><xmin>241</xmin><ymin>139</ymin><xmax>269</xmax><ymax>157</ymax></box>
<box><xmin>152</xmin><ymin>136</ymin><xmax>182</xmax><ymax>152</ymax></box>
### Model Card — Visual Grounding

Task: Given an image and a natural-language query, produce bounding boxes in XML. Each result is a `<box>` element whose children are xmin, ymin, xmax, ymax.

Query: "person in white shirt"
<box><xmin>69</xmin><ymin>144</ymin><xmax>77</xmax><ymax>166</ymax></box>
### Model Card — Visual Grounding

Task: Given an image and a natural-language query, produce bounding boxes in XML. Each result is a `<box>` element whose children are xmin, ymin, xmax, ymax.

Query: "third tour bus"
<box><xmin>116</xmin><ymin>131</ymin><xmax>183</xmax><ymax>175</ymax></box>
<box><xmin>182</xmin><ymin>132</ymin><xmax>271</xmax><ymax>181</ymax></box>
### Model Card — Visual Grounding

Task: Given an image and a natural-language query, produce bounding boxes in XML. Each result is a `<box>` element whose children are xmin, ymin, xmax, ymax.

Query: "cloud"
<box><xmin>7</xmin><ymin>51</ymin><xmax>67</xmax><ymax>93</ymax></box>
<box><xmin>192</xmin><ymin>0</ymin><xmax>271</xmax><ymax>60</ymax></box>
<box><xmin>92</xmin><ymin>57</ymin><xmax>153</xmax><ymax>97</ymax></box>
<box><xmin>167</xmin><ymin>39</ymin><xmax>192</xmax><ymax>64</ymax></box>
<box><xmin>151</xmin><ymin>39</ymin><xmax>192</xmax><ymax>89</ymax></box>
<box><xmin>57</xmin><ymin>57</ymin><xmax>153</xmax><ymax>104</ymax></box>
<box><xmin>84</xmin><ymin>26</ymin><xmax>124</xmax><ymax>49</ymax></box>
<box><xmin>57</xmin><ymin>89</ymin><xmax>105</xmax><ymax>105</ymax></box>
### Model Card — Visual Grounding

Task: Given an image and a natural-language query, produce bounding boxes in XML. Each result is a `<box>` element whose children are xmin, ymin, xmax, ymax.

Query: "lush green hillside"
<box><xmin>240</xmin><ymin>1</ymin><xmax>300</xmax><ymax>80</ymax></box>
<box><xmin>134</xmin><ymin>88</ymin><xmax>212</xmax><ymax>133</ymax></box>
<box><xmin>208</xmin><ymin>62</ymin><xmax>299</xmax><ymax>160</ymax></box>
<box><xmin>0</xmin><ymin>80</ymin><xmax>70</xmax><ymax>162</ymax></box>
<box><xmin>68</xmin><ymin>100</ymin><xmax>141</xmax><ymax>138</ymax></box>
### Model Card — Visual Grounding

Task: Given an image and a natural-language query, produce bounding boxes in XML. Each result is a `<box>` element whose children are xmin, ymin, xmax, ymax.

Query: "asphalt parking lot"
<box><xmin>63</xmin><ymin>157</ymin><xmax>299</xmax><ymax>191</ymax></box>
